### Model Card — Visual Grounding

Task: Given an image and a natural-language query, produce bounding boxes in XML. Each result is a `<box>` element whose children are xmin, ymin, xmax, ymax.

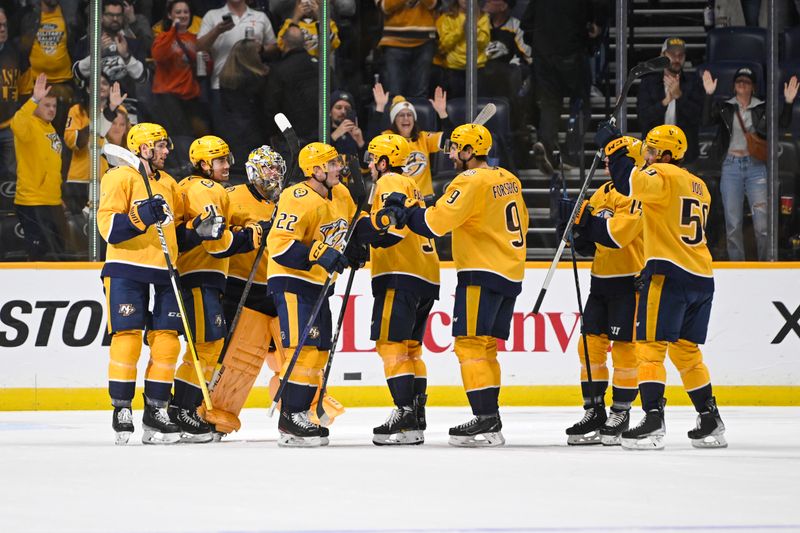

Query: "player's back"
<box><xmin>588</xmin><ymin>181</ymin><xmax>644</xmax><ymax>280</ymax></box>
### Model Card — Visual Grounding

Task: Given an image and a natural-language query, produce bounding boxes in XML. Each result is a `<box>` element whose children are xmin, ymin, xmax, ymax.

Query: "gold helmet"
<box><xmin>189</xmin><ymin>135</ymin><xmax>233</xmax><ymax>168</ymax></box>
<box><xmin>645</xmin><ymin>125</ymin><xmax>688</xmax><ymax>161</ymax></box>
<box><xmin>620</xmin><ymin>136</ymin><xmax>646</xmax><ymax>168</ymax></box>
<box><xmin>298</xmin><ymin>142</ymin><xmax>339</xmax><ymax>177</ymax></box>
<box><xmin>246</xmin><ymin>145</ymin><xmax>286</xmax><ymax>202</ymax></box>
<box><xmin>367</xmin><ymin>134</ymin><xmax>410</xmax><ymax>168</ymax></box>
<box><xmin>126</xmin><ymin>123</ymin><xmax>172</xmax><ymax>155</ymax></box>
<box><xmin>449</xmin><ymin>123</ymin><xmax>492</xmax><ymax>156</ymax></box>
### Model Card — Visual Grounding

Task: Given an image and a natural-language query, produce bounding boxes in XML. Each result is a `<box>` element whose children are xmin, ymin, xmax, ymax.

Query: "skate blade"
<box><xmin>373</xmin><ymin>430</ymin><xmax>424</xmax><ymax>446</ymax></box>
<box><xmin>600</xmin><ymin>433</ymin><xmax>622</xmax><ymax>446</ymax></box>
<box><xmin>321</xmin><ymin>436</ymin><xmax>330</xmax><ymax>447</ymax></box>
<box><xmin>142</xmin><ymin>427</ymin><xmax>181</xmax><ymax>445</ymax></box>
<box><xmin>179</xmin><ymin>432</ymin><xmax>214</xmax><ymax>444</ymax></box>
<box><xmin>277</xmin><ymin>433</ymin><xmax>322</xmax><ymax>448</ymax></box>
<box><xmin>448</xmin><ymin>431</ymin><xmax>505</xmax><ymax>448</ymax></box>
<box><xmin>114</xmin><ymin>431</ymin><xmax>132</xmax><ymax>445</ymax></box>
<box><xmin>621</xmin><ymin>435</ymin><xmax>665</xmax><ymax>450</ymax></box>
<box><xmin>212</xmin><ymin>432</ymin><xmax>225</xmax><ymax>442</ymax></box>
<box><xmin>567</xmin><ymin>431</ymin><xmax>601</xmax><ymax>445</ymax></box>
<box><xmin>691</xmin><ymin>433</ymin><xmax>727</xmax><ymax>449</ymax></box>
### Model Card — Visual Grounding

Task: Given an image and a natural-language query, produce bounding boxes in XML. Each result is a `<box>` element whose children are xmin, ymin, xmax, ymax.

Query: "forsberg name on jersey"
<box><xmin>491</xmin><ymin>180</ymin><xmax>520</xmax><ymax>199</ymax></box>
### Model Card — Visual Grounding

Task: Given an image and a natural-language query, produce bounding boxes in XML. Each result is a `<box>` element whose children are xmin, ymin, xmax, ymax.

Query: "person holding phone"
<box><xmin>329</xmin><ymin>90</ymin><xmax>365</xmax><ymax>186</ymax></box>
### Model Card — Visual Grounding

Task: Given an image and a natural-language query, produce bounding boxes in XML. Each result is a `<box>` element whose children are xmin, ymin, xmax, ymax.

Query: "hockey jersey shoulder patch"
<box><xmin>294</xmin><ymin>187</ymin><xmax>309</xmax><ymax>198</ymax></box>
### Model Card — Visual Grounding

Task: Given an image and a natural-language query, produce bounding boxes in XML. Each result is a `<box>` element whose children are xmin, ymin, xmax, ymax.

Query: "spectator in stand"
<box><xmin>270</xmin><ymin>0</ymin><xmax>355</xmax><ymax>23</ymax></box>
<box><xmin>523</xmin><ymin>0</ymin><xmax>604</xmax><ymax>171</ymax></box>
<box><xmin>11</xmin><ymin>74</ymin><xmax>66</xmax><ymax>261</ymax></box>
<box><xmin>276</xmin><ymin>0</ymin><xmax>340</xmax><ymax>58</ymax></box>
<box><xmin>219</xmin><ymin>38</ymin><xmax>270</xmax><ymax>180</ymax></box>
<box><xmin>0</xmin><ymin>8</ymin><xmax>27</xmax><ymax>183</ymax></box>
<box><xmin>197</xmin><ymin>0</ymin><xmax>278</xmax><ymax>133</ymax></box>
<box><xmin>73</xmin><ymin>0</ymin><xmax>149</xmax><ymax>123</ymax></box>
<box><xmin>121</xmin><ymin>0</ymin><xmax>154</xmax><ymax>53</ymax></box>
<box><xmin>482</xmin><ymin>0</ymin><xmax>531</xmax><ymax>129</ymax></box>
<box><xmin>264</xmin><ymin>25</ymin><xmax>319</xmax><ymax>148</ymax></box>
<box><xmin>64</xmin><ymin>77</ymin><xmax>128</xmax><ymax>215</ymax></box>
<box><xmin>152</xmin><ymin>0</ymin><xmax>203</xmax><ymax>37</ymax></box>
<box><xmin>16</xmin><ymin>0</ymin><xmax>79</xmax><ymax>136</ymax></box>
<box><xmin>329</xmin><ymin>89</ymin><xmax>365</xmax><ymax>181</ymax></box>
<box><xmin>368</xmin><ymin>83</ymin><xmax>452</xmax><ymax>200</ymax></box>
<box><xmin>436</xmin><ymin>0</ymin><xmax>491</xmax><ymax>99</ymax></box>
<box><xmin>151</xmin><ymin>0</ymin><xmax>209</xmax><ymax>139</ymax></box>
<box><xmin>637</xmin><ymin>37</ymin><xmax>704</xmax><ymax>164</ymax></box>
<box><xmin>377</xmin><ymin>0</ymin><xmax>437</xmax><ymax>99</ymax></box>
<box><xmin>702</xmin><ymin>68</ymin><xmax>798</xmax><ymax>261</ymax></box>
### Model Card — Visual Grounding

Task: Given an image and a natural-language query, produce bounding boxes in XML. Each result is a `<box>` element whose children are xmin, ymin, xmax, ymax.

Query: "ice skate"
<box><xmin>600</xmin><ymin>409</ymin><xmax>630</xmax><ymax>446</ymax></box>
<box><xmin>621</xmin><ymin>399</ymin><xmax>666</xmax><ymax>451</ymax></box>
<box><xmin>414</xmin><ymin>393</ymin><xmax>427</xmax><ymax>431</ymax></box>
<box><xmin>278</xmin><ymin>410</ymin><xmax>322</xmax><ymax>448</ymax></box>
<box><xmin>688</xmin><ymin>396</ymin><xmax>727</xmax><ymax>449</ymax></box>
<box><xmin>448</xmin><ymin>413</ymin><xmax>505</xmax><ymax>447</ymax></box>
<box><xmin>566</xmin><ymin>405</ymin><xmax>606</xmax><ymax>445</ymax></box>
<box><xmin>142</xmin><ymin>401</ymin><xmax>181</xmax><ymax>445</ymax></box>
<box><xmin>112</xmin><ymin>406</ymin><xmax>134</xmax><ymax>445</ymax></box>
<box><xmin>175</xmin><ymin>407</ymin><xmax>214</xmax><ymax>443</ymax></box>
<box><xmin>373</xmin><ymin>406</ymin><xmax>424</xmax><ymax>446</ymax></box>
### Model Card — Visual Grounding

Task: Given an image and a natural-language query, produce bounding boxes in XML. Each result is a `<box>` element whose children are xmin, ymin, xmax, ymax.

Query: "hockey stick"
<box><xmin>531</xmin><ymin>55</ymin><xmax>669</xmax><ymax>314</ymax></box>
<box><xmin>267</xmin><ymin>180</ymin><xmax>377</xmax><ymax>418</ymax></box>
<box><xmin>568</xmin><ymin>230</ymin><xmax>597</xmax><ymax>412</ymax></box>
<box><xmin>276</xmin><ymin>112</ymin><xmax>301</xmax><ymax>186</ymax></box>
<box><xmin>473</xmin><ymin>102</ymin><xmax>496</xmax><ymax>126</ymax></box>
<box><xmin>102</xmin><ymin>144</ymin><xmax>234</xmax><ymax>428</ymax></box>
<box><xmin>208</xmin><ymin>114</ymin><xmax>298</xmax><ymax>391</ymax></box>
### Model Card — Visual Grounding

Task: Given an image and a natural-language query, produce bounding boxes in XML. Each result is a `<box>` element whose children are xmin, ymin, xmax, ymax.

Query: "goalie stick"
<box><xmin>531</xmin><ymin>55</ymin><xmax>670</xmax><ymax>314</ymax></box>
<box><xmin>101</xmin><ymin>143</ymin><xmax>237</xmax><ymax>430</ymax></box>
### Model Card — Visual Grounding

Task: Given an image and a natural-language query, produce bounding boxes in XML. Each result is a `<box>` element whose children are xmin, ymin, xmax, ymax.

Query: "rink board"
<box><xmin>0</xmin><ymin>262</ymin><xmax>798</xmax><ymax>409</ymax></box>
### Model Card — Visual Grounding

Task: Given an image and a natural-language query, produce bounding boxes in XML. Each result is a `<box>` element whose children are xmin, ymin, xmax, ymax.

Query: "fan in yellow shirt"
<box><xmin>598</xmin><ymin>121</ymin><xmax>726</xmax><ymax>451</ymax></box>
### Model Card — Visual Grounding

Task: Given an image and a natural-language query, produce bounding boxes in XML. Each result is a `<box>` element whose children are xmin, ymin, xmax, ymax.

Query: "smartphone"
<box><xmin>222</xmin><ymin>13</ymin><xmax>233</xmax><ymax>24</ymax></box>
<box><xmin>345</xmin><ymin>108</ymin><xmax>357</xmax><ymax>123</ymax></box>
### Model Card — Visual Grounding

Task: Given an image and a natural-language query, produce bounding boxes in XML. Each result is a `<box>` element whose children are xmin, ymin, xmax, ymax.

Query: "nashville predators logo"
<box><xmin>47</xmin><ymin>132</ymin><xmax>62</xmax><ymax>154</ymax></box>
<box><xmin>595</xmin><ymin>208</ymin><xmax>614</xmax><ymax>219</ymax></box>
<box><xmin>214</xmin><ymin>314</ymin><xmax>224</xmax><ymax>328</ymax></box>
<box><xmin>308</xmin><ymin>326</ymin><xmax>320</xmax><ymax>339</ymax></box>
<box><xmin>118</xmin><ymin>304</ymin><xmax>136</xmax><ymax>317</ymax></box>
<box><xmin>318</xmin><ymin>218</ymin><xmax>348</xmax><ymax>250</ymax></box>
<box><xmin>403</xmin><ymin>151</ymin><xmax>427</xmax><ymax>177</ymax></box>
<box><xmin>294</xmin><ymin>188</ymin><xmax>308</xmax><ymax>198</ymax></box>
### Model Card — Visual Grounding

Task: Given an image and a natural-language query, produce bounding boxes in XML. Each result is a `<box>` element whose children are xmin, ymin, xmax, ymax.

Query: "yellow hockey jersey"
<box><xmin>177</xmin><ymin>175</ymin><xmax>245</xmax><ymax>290</ymax></box>
<box><xmin>268</xmin><ymin>181</ymin><xmax>356</xmax><ymax>296</ymax></box>
<box><xmin>226</xmin><ymin>183</ymin><xmax>277</xmax><ymax>286</ymax></box>
<box><xmin>383</xmin><ymin>129</ymin><xmax>442</xmax><ymax>198</ymax></box>
<box><xmin>98</xmin><ymin>166</ymin><xmax>184</xmax><ymax>284</ymax></box>
<box><xmin>277</xmin><ymin>18</ymin><xmax>340</xmax><ymax>57</ymax></box>
<box><xmin>370</xmin><ymin>171</ymin><xmax>440</xmax><ymax>297</ymax></box>
<box><xmin>11</xmin><ymin>98</ymin><xmax>62</xmax><ymax>206</ymax></box>
<box><xmin>413</xmin><ymin>166</ymin><xmax>528</xmax><ymax>296</ymax></box>
<box><xmin>583</xmin><ymin>181</ymin><xmax>644</xmax><ymax>281</ymax></box>
<box><xmin>378</xmin><ymin>0</ymin><xmax>437</xmax><ymax>48</ymax></box>
<box><xmin>619</xmin><ymin>162</ymin><xmax>713</xmax><ymax>288</ymax></box>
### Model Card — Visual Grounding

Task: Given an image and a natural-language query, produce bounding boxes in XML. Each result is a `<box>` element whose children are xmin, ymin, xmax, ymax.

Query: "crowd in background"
<box><xmin>0</xmin><ymin>0</ymin><xmax>799</xmax><ymax>262</ymax></box>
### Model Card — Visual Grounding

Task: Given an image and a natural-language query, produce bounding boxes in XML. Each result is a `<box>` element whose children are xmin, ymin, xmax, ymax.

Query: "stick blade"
<box><xmin>472</xmin><ymin>103</ymin><xmax>497</xmax><ymax>126</ymax></box>
<box><xmin>274</xmin><ymin>113</ymin><xmax>293</xmax><ymax>133</ymax></box>
<box><xmin>102</xmin><ymin>143</ymin><xmax>140</xmax><ymax>170</ymax></box>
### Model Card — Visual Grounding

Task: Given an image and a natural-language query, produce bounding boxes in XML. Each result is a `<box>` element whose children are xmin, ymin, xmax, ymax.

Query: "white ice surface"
<box><xmin>1</xmin><ymin>407</ymin><xmax>799</xmax><ymax>533</ymax></box>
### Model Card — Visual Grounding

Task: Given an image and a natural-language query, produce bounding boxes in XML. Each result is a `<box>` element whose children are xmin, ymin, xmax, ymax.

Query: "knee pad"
<box><xmin>669</xmin><ymin>339</ymin><xmax>710</xmax><ymax>391</ymax></box>
<box><xmin>577</xmin><ymin>334</ymin><xmax>610</xmax><ymax>382</ymax></box>
<box><xmin>109</xmin><ymin>330</ymin><xmax>142</xmax><ymax>382</ymax></box>
<box><xmin>455</xmin><ymin>336</ymin><xmax>500</xmax><ymax>391</ymax></box>
<box><xmin>610</xmin><ymin>340</ymin><xmax>638</xmax><ymax>389</ymax></box>
<box><xmin>636</xmin><ymin>341</ymin><xmax>668</xmax><ymax>384</ymax></box>
<box><xmin>408</xmin><ymin>340</ymin><xmax>427</xmax><ymax>379</ymax></box>
<box><xmin>376</xmin><ymin>340</ymin><xmax>413</xmax><ymax>379</ymax></box>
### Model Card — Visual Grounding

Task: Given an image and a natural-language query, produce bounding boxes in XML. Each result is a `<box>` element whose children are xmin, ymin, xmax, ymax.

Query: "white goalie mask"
<box><xmin>245</xmin><ymin>145</ymin><xmax>286</xmax><ymax>202</ymax></box>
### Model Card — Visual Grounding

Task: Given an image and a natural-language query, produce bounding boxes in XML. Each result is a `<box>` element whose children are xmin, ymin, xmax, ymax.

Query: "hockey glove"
<box><xmin>188</xmin><ymin>212</ymin><xmax>226</xmax><ymax>240</ymax></box>
<box><xmin>383</xmin><ymin>192</ymin><xmax>418</xmax><ymax>209</ymax></box>
<box><xmin>244</xmin><ymin>222</ymin><xmax>269</xmax><ymax>249</ymax></box>
<box><xmin>594</xmin><ymin>121</ymin><xmax>623</xmax><ymax>152</ymax></box>
<box><xmin>344</xmin><ymin>240</ymin><xmax>369</xmax><ymax>270</ymax></box>
<box><xmin>378</xmin><ymin>205</ymin><xmax>412</xmax><ymax>229</ymax></box>
<box><xmin>309</xmin><ymin>240</ymin><xmax>348</xmax><ymax>274</ymax></box>
<box><xmin>129</xmin><ymin>197</ymin><xmax>168</xmax><ymax>232</ymax></box>
<box><xmin>558</xmin><ymin>198</ymin><xmax>590</xmax><ymax>228</ymax></box>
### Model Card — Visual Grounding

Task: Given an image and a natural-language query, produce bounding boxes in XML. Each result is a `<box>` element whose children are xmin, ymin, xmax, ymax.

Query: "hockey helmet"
<box><xmin>126</xmin><ymin>123</ymin><xmax>172</xmax><ymax>155</ymax></box>
<box><xmin>298</xmin><ymin>142</ymin><xmax>339</xmax><ymax>177</ymax></box>
<box><xmin>246</xmin><ymin>145</ymin><xmax>286</xmax><ymax>202</ymax></box>
<box><xmin>449</xmin><ymin>123</ymin><xmax>492</xmax><ymax>156</ymax></box>
<box><xmin>645</xmin><ymin>125</ymin><xmax>688</xmax><ymax>161</ymax></box>
<box><xmin>367</xmin><ymin>134</ymin><xmax>411</xmax><ymax>168</ymax></box>
<box><xmin>189</xmin><ymin>135</ymin><xmax>233</xmax><ymax>169</ymax></box>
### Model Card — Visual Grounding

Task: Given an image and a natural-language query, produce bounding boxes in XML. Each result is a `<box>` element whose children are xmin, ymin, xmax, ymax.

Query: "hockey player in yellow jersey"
<box><xmin>360</xmin><ymin>134</ymin><xmax>440</xmax><ymax>445</ymax></box>
<box><xmin>267</xmin><ymin>142</ymin><xmax>365</xmax><ymax>447</ymax></box>
<box><xmin>380</xmin><ymin>123</ymin><xmax>528</xmax><ymax>447</ymax></box>
<box><xmin>170</xmin><ymin>136</ymin><xmax>269</xmax><ymax>442</ymax></box>
<box><xmin>597</xmin><ymin>122</ymin><xmax>726</xmax><ymax>450</ymax></box>
<box><xmin>559</xmin><ymin>137</ymin><xmax>644</xmax><ymax>446</ymax></box>
<box><xmin>98</xmin><ymin>122</ymin><xmax>183</xmax><ymax>445</ymax></box>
